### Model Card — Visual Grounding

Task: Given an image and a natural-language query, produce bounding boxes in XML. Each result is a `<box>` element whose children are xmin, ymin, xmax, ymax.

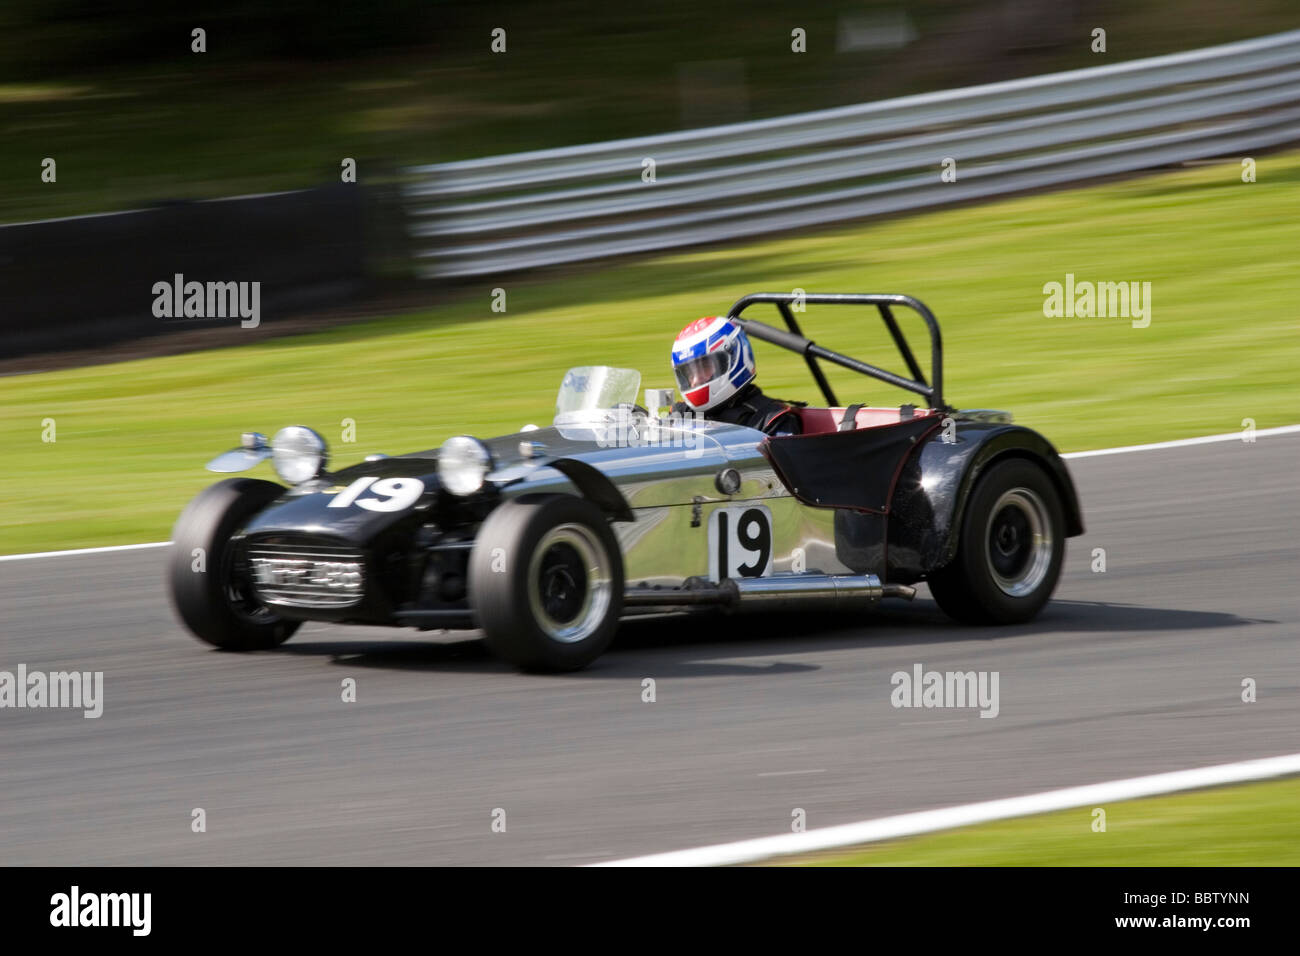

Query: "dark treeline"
<box><xmin>1</xmin><ymin>0</ymin><xmax>460</xmax><ymax>75</ymax></box>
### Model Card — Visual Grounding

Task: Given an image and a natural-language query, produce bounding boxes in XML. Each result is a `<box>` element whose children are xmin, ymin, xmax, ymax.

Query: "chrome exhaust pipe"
<box><xmin>724</xmin><ymin>573</ymin><xmax>882</xmax><ymax>610</ymax></box>
<box><xmin>623</xmin><ymin>573</ymin><xmax>913</xmax><ymax>610</ymax></box>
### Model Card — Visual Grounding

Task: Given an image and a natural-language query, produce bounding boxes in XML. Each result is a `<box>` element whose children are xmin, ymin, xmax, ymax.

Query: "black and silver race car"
<box><xmin>168</xmin><ymin>292</ymin><xmax>1083</xmax><ymax>671</ymax></box>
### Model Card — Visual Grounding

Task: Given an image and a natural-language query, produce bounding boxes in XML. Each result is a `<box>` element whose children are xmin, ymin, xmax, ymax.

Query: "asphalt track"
<box><xmin>1</xmin><ymin>434</ymin><xmax>1296</xmax><ymax>865</ymax></box>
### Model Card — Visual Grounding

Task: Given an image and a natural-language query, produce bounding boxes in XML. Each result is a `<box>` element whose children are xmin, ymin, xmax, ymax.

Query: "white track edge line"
<box><xmin>0</xmin><ymin>541</ymin><xmax>172</xmax><ymax>562</ymax></box>
<box><xmin>1061</xmin><ymin>423</ymin><xmax>1300</xmax><ymax>459</ymax></box>
<box><xmin>591</xmin><ymin>752</ymin><xmax>1300</xmax><ymax>867</ymax></box>
<box><xmin>3</xmin><ymin>425</ymin><xmax>1297</xmax><ymax>561</ymax></box>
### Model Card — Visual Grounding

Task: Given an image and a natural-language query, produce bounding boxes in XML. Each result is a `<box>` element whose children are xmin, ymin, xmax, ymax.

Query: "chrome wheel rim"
<box><xmin>985</xmin><ymin>487</ymin><xmax>1053</xmax><ymax>598</ymax></box>
<box><xmin>527</xmin><ymin>523</ymin><xmax>612</xmax><ymax>643</ymax></box>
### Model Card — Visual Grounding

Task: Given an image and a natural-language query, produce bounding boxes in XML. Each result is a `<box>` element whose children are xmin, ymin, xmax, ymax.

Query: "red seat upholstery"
<box><xmin>796</xmin><ymin>406</ymin><xmax>937</xmax><ymax>434</ymax></box>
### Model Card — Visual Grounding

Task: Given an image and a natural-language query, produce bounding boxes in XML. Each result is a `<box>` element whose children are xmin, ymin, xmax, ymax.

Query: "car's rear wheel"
<box><xmin>168</xmin><ymin>477</ymin><xmax>301</xmax><ymax>650</ymax></box>
<box><xmin>468</xmin><ymin>495</ymin><xmax>623</xmax><ymax>671</ymax></box>
<box><xmin>927</xmin><ymin>458</ymin><xmax>1065</xmax><ymax>624</ymax></box>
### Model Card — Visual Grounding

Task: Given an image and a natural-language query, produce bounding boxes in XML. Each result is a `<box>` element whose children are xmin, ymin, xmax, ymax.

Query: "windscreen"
<box><xmin>554</xmin><ymin>366</ymin><xmax>642</xmax><ymax>424</ymax></box>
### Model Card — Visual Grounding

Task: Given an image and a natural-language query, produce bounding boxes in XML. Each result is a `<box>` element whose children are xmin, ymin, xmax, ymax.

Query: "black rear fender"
<box><xmin>888</xmin><ymin>422</ymin><xmax>1083</xmax><ymax>581</ymax></box>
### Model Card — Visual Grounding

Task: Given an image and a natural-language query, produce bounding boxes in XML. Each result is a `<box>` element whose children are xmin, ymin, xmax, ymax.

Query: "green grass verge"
<box><xmin>789</xmin><ymin>777</ymin><xmax>1300</xmax><ymax>866</ymax></box>
<box><xmin>2</xmin><ymin>151</ymin><xmax>1298</xmax><ymax>554</ymax></box>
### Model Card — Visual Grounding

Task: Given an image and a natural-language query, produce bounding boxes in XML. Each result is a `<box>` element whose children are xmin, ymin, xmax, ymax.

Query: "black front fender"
<box><xmin>545</xmin><ymin>457</ymin><xmax>635</xmax><ymax>522</ymax></box>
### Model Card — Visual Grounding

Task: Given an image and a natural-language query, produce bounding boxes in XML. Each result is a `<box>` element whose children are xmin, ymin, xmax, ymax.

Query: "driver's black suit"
<box><xmin>674</xmin><ymin>383</ymin><xmax>802</xmax><ymax>436</ymax></box>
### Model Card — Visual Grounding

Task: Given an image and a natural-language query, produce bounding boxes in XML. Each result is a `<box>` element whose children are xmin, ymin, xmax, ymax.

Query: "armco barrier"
<box><xmin>405</xmin><ymin>29</ymin><xmax>1300</xmax><ymax>278</ymax></box>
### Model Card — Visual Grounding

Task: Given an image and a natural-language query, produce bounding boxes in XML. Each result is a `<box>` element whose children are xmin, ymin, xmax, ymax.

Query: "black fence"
<box><xmin>0</xmin><ymin>185</ymin><xmax>369</xmax><ymax>358</ymax></box>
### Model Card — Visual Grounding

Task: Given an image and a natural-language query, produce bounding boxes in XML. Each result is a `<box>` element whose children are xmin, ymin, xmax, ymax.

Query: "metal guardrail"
<box><xmin>406</xmin><ymin>29</ymin><xmax>1300</xmax><ymax>278</ymax></box>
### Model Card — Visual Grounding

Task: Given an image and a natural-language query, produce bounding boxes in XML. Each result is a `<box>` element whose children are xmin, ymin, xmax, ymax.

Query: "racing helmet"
<box><xmin>671</xmin><ymin>316</ymin><xmax>756</xmax><ymax>412</ymax></box>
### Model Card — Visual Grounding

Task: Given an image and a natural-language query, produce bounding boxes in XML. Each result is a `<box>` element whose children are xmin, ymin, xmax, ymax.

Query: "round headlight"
<box><xmin>271</xmin><ymin>426</ymin><xmax>328</xmax><ymax>484</ymax></box>
<box><xmin>438</xmin><ymin>435</ymin><xmax>492</xmax><ymax>495</ymax></box>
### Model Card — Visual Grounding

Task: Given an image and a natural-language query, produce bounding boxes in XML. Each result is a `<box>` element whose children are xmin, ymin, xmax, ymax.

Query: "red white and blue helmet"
<box><xmin>671</xmin><ymin>316</ymin><xmax>756</xmax><ymax>412</ymax></box>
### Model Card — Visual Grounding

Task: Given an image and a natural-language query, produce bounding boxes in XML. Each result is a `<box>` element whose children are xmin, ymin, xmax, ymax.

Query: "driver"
<box><xmin>670</xmin><ymin>316</ymin><xmax>802</xmax><ymax>436</ymax></box>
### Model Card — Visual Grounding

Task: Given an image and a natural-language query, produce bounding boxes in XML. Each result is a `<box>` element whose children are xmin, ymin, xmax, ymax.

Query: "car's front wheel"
<box><xmin>468</xmin><ymin>495</ymin><xmax>624</xmax><ymax>671</ymax></box>
<box><xmin>927</xmin><ymin>458</ymin><xmax>1065</xmax><ymax>624</ymax></box>
<box><xmin>168</xmin><ymin>477</ymin><xmax>301</xmax><ymax>650</ymax></box>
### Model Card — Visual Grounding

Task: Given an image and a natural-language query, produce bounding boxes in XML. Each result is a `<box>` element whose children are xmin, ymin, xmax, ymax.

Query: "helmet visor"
<box><xmin>674</xmin><ymin>352</ymin><xmax>728</xmax><ymax>392</ymax></box>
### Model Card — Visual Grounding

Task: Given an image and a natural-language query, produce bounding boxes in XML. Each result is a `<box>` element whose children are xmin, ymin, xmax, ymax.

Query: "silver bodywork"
<box><xmin>480</xmin><ymin>416</ymin><xmax>850</xmax><ymax>589</ymax></box>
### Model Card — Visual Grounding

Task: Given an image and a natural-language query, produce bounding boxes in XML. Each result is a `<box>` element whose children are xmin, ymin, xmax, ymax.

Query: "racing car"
<box><xmin>168</xmin><ymin>292</ymin><xmax>1084</xmax><ymax>671</ymax></box>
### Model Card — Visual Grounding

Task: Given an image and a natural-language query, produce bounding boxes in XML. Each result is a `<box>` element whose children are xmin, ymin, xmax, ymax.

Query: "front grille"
<box><xmin>244</xmin><ymin>541</ymin><xmax>366</xmax><ymax>609</ymax></box>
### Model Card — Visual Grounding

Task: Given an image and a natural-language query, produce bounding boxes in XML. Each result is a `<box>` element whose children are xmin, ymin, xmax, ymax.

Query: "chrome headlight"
<box><xmin>438</xmin><ymin>435</ymin><xmax>492</xmax><ymax>495</ymax></box>
<box><xmin>271</xmin><ymin>426</ymin><xmax>329</xmax><ymax>484</ymax></box>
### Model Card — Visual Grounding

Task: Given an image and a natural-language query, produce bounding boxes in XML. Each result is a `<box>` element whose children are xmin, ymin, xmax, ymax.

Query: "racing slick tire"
<box><xmin>469</xmin><ymin>494</ymin><xmax>624</xmax><ymax>672</ymax></box>
<box><xmin>927</xmin><ymin>458</ymin><xmax>1066</xmax><ymax>625</ymax></box>
<box><xmin>168</xmin><ymin>477</ymin><xmax>301</xmax><ymax>650</ymax></box>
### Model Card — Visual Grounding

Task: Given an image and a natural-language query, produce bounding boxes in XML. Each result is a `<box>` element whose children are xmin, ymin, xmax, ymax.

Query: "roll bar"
<box><xmin>726</xmin><ymin>292</ymin><xmax>946</xmax><ymax>410</ymax></box>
